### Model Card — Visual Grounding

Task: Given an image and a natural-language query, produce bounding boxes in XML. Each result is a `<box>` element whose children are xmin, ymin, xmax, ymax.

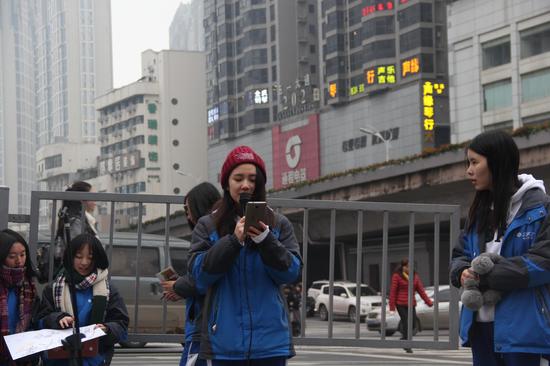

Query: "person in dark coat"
<box><xmin>36</xmin><ymin>234</ymin><xmax>128</xmax><ymax>366</ymax></box>
<box><xmin>0</xmin><ymin>229</ymin><xmax>39</xmax><ymax>366</ymax></box>
<box><xmin>159</xmin><ymin>182</ymin><xmax>221</xmax><ymax>366</ymax></box>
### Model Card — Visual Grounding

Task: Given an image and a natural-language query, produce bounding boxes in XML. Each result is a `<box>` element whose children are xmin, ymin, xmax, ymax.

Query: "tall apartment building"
<box><xmin>203</xmin><ymin>0</ymin><xmax>320</xmax><ymax>143</ymax></box>
<box><xmin>35</xmin><ymin>0</ymin><xmax>113</xmax><ymax>193</ymax></box>
<box><xmin>96</xmin><ymin>50</ymin><xmax>207</xmax><ymax>227</ymax></box>
<box><xmin>447</xmin><ymin>0</ymin><xmax>550</xmax><ymax>143</ymax></box>
<box><xmin>0</xmin><ymin>1</ymin><xmax>37</xmax><ymax>213</ymax></box>
<box><xmin>170</xmin><ymin>0</ymin><xmax>205</xmax><ymax>51</ymax></box>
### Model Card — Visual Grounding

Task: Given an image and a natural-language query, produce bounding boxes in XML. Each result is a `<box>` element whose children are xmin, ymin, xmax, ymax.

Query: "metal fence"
<box><xmin>2</xmin><ymin>188</ymin><xmax>461</xmax><ymax>349</ymax></box>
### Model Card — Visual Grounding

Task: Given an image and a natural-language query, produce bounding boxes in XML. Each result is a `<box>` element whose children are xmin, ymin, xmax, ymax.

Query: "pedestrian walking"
<box><xmin>159</xmin><ymin>182</ymin><xmax>221</xmax><ymax>366</ymax></box>
<box><xmin>451</xmin><ymin>129</ymin><xmax>550</xmax><ymax>366</ymax></box>
<box><xmin>389</xmin><ymin>258</ymin><xmax>432</xmax><ymax>353</ymax></box>
<box><xmin>36</xmin><ymin>234</ymin><xmax>129</xmax><ymax>366</ymax></box>
<box><xmin>188</xmin><ymin>145</ymin><xmax>302</xmax><ymax>366</ymax></box>
<box><xmin>0</xmin><ymin>229</ymin><xmax>39</xmax><ymax>366</ymax></box>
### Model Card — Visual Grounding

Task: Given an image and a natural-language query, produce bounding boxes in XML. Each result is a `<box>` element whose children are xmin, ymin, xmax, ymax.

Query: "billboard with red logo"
<box><xmin>272</xmin><ymin>114</ymin><xmax>320</xmax><ymax>189</ymax></box>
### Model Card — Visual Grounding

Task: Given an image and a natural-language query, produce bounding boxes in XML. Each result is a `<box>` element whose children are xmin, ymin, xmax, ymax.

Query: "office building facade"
<box><xmin>204</xmin><ymin>0</ymin><xmax>321</xmax><ymax>143</ymax></box>
<box><xmin>96</xmin><ymin>50</ymin><xmax>207</xmax><ymax>227</ymax></box>
<box><xmin>0</xmin><ymin>1</ymin><xmax>37</xmax><ymax>213</ymax></box>
<box><xmin>447</xmin><ymin>0</ymin><xmax>550</xmax><ymax>143</ymax></box>
<box><xmin>35</xmin><ymin>0</ymin><xmax>113</xmax><ymax>193</ymax></box>
<box><xmin>170</xmin><ymin>0</ymin><xmax>205</xmax><ymax>51</ymax></box>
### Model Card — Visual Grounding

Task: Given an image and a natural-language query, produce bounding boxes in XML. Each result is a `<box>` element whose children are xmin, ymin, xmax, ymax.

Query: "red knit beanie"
<box><xmin>220</xmin><ymin>146</ymin><xmax>266</xmax><ymax>188</ymax></box>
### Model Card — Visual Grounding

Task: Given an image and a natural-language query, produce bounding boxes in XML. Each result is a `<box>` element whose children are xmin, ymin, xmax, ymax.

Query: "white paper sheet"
<box><xmin>4</xmin><ymin>325</ymin><xmax>105</xmax><ymax>360</ymax></box>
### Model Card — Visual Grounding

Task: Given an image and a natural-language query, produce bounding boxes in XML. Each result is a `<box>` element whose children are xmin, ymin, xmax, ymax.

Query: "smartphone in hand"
<box><xmin>244</xmin><ymin>202</ymin><xmax>275</xmax><ymax>232</ymax></box>
<box><xmin>156</xmin><ymin>265</ymin><xmax>178</xmax><ymax>281</ymax></box>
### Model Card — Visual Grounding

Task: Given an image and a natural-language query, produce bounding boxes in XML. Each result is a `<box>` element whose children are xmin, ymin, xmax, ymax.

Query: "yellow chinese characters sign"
<box><xmin>329</xmin><ymin>82</ymin><xmax>337</xmax><ymax>98</ymax></box>
<box><xmin>365</xmin><ymin>64</ymin><xmax>396</xmax><ymax>85</ymax></box>
<box><xmin>402</xmin><ymin>57</ymin><xmax>420</xmax><ymax>78</ymax></box>
<box><xmin>422</xmin><ymin>81</ymin><xmax>445</xmax><ymax>134</ymax></box>
<box><xmin>349</xmin><ymin>83</ymin><xmax>365</xmax><ymax>96</ymax></box>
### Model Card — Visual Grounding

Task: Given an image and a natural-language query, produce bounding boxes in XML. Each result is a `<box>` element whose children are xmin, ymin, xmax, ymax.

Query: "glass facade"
<box><xmin>521</xmin><ymin>22</ymin><xmax>550</xmax><ymax>59</ymax></box>
<box><xmin>483</xmin><ymin>79</ymin><xmax>512</xmax><ymax>111</ymax></box>
<box><xmin>482</xmin><ymin>36</ymin><xmax>510</xmax><ymax>70</ymax></box>
<box><xmin>522</xmin><ymin>68</ymin><xmax>550</xmax><ymax>103</ymax></box>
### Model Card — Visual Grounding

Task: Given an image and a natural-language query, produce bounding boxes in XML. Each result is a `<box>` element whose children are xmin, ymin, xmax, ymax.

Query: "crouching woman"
<box><xmin>36</xmin><ymin>234</ymin><xmax>129</xmax><ymax>366</ymax></box>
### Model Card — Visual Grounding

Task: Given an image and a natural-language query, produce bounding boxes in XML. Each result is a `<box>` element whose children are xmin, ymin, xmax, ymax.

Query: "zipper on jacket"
<box><xmin>211</xmin><ymin>291</ymin><xmax>220</xmax><ymax>334</ymax></box>
<box><xmin>534</xmin><ymin>286</ymin><xmax>550</xmax><ymax>327</ymax></box>
<box><xmin>243</xmin><ymin>245</ymin><xmax>253</xmax><ymax>360</ymax></box>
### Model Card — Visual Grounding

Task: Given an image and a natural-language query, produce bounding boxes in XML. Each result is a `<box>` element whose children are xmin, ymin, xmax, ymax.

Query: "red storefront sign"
<box><xmin>272</xmin><ymin>114</ymin><xmax>320</xmax><ymax>189</ymax></box>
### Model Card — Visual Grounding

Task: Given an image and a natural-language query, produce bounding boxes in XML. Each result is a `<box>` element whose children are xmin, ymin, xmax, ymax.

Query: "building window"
<box><xmin>172</xmin><ymin>139</ymin><xmax>179</xmax><ymax>146</ymax></box>
<box><xmin>482</xmin><ymin>36</ymin><xmax>510</xmax><ymax>70</ymax></box>
<box><xmin>149</xmin><ymin>152</ymin><xmax>158</xmax><ymax>162</ymax></box>
<box><xmin>148</xmin><ymin>135</ymin><xmax>158</xmax><ymax>145</ymax></box>
<box><xmin>44</xmin><ymin>154</ymin><xmax>62</xmax><ymax>170</ymax></box>
<box><xmin>148</xmin><ymin>119</ymin><xmax>158</xmax><ymax>129</ymax></box>
<box><xmin>147</xmin><ymin>103</ymin><xmax>157</xmax><ymax>113</ymax></box>
<box><xmin>521</xmin><ymin>68</ymin><xmax>550</xmax><ymax>103</ymax></box>
<box><xmin>171</xmin><ymin>98</ymin><xmax>178</xmax><ymax>105</ymax></box>
<box><xmin>520</xmin><ymin>22</ymin><xmax>550</xmax><ymax>59</ymax></box>
<box><xmin>172</xmin><ymin>118</ymin><xmax>178</xmax><ymax>125</ymax></box>
<box><xmin>483</xmin><ymin>79</ymin><xmax>512</xmax><ymax>111</ymax></box>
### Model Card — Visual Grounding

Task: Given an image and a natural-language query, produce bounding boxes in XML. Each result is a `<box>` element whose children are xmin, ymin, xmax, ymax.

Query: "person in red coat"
<box><xmin>389</xmin><ymin>258</ymin><xmax>433</xmax><ymax>353</ymax></box>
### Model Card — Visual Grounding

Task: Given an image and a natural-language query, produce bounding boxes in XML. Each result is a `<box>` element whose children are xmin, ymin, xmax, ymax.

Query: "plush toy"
<box><xmin>461</xmin><ymin>252</ymin><xmax>503</xmax><ymax>311</ymax></box>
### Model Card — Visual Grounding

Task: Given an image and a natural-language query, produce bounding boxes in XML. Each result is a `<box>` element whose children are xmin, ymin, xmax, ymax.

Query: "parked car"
<box><xmin>37</xmin><ymin>231</ymin><xmax>190</xmax><ymax>347</ymax></box>
<box><xmin>416</xmin><ymin>285</ymin><xmax>460</xmax><ymax>330</ymax></box>
<box><xmin>315</xmin><ymin>282</ymin><xmax>380</xmax><ymax>322</ymax></box>
<box><xmin>367</xmin><ymin>285</ymin><xmax>459</xmax><ymax>336</ymax></box>
<box><xmin>365</xmin><ymin>302</ymin><xmax>401</xmax><ymax>336</ymax></box>
<box><xmin>307</xmin><ymin>280</ymin><xmax>329</xmax><ymax>301</ymax></box>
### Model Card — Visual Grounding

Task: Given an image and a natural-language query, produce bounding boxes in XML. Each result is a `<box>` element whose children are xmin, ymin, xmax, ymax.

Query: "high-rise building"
<box><xmin>170</xmin><ymin>0</ymin><xmax>205</xmax><ymax>51</ymax></box>
<box><xmin>203</xmin><ymin>0</ymin><xmax>320</xmax><ymax>143</ymax></box>
<box><xmin>96</xmin><ymin>50</ymin><xmax>207</xmax><ymax>227</ymax></box>
<box><xmin>35</xmin><ymin>0</ymin><xmax>113</xmax><ymax>193</ymax></box>
<box><xmin>447</xmin><ymin>0</ymin><xmax>550</xmax><ymax>143</ymax></box>
<box><xmin>0</xmin><ymin>1</ymin><xmax>37</xmax><ymax>213</ymax></box>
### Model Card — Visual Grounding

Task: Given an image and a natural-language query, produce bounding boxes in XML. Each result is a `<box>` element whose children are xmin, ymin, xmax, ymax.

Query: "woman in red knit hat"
<box><xmin>188</xmin><ymin>146</ymin><xmax>302</xmax><ymax>366</ymax></box>
<box><xmin>389</xmin><ymin>258</ymin><xmax>432</xmax><ymax>353</ymax></box>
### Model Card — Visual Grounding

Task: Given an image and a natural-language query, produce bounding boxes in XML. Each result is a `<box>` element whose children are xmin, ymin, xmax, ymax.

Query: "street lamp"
<box><xmin>360</xmin><ymin>126</ymin><xmax>392</xmax><ymax>162</ymax></box>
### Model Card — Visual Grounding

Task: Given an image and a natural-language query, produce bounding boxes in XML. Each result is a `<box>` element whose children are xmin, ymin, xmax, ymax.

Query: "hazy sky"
<box><xmin>110</xmin><ymin>0</ymin><xmax>188</xmax><ymax>88</ymax></box>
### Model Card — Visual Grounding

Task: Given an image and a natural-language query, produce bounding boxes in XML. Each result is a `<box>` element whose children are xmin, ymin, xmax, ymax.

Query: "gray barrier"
<box><xmin>22</xmin><ymin>189</ymin><xmax>460</xmax><ymax>349</ymax></box>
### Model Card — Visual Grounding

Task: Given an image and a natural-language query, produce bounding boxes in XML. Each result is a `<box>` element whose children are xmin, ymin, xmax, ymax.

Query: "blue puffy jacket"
<box><xmin>451</xmin><ymin>188</ymin><xmax>550</xmax><ymax>354</ymax></box>
<box><xmin>189</xmin><ymin>213</ymin><xmax>302</xmax><ymax>360</ymax></box>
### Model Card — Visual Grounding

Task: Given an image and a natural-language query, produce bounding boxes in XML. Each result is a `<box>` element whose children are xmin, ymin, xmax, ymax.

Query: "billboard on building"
<box><xmin>272</xmin><ymin>114</ymin><xmax>320</xmax><ymax>189</ymax></box>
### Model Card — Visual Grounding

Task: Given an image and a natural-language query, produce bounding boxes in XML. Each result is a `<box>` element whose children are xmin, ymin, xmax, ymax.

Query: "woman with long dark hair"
<box><xmin>36</xmin><ymin>234</ymin><xmax>129</xmax><ymax>366</ymax></box>
<box><xmin>451</xmin><ymin>129</ymin><xmax>550</xmax><ymax>365</ymax></box>
<box><xmin>0</xmin><ymin>229</ymin><xmax>38</xmax><ymax>366</ymax></box>
<box><xmin>159</xmin><ymin>182</ymin><xmax>221</xmax><ymax>366</ymax></box>
<box><xmin>389</xmin><ymin>258</ymin><xmax>432</xmax><ymax>353</ymax></box>
<box><xmin>188</xmin><ymin>146</ymin><xmax>302</xmax><ymax>366</ymax></box>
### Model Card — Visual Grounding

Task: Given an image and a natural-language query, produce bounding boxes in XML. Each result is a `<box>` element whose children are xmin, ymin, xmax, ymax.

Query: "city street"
<box><xmin>112</xmin><ymin>345</ymin><xmax>472</xmax><ymax>365</ymax></box>
<box><xmin>112</xmin><ymin>318</ymin><xmax>469</xmax><ymax>365</ymax></box>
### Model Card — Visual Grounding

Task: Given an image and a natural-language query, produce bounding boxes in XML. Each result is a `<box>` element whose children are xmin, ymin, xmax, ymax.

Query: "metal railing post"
<box><xmin>0</xmin><ymin>186</ymin><xmax>9</xmax><ymax>229</ymax></box>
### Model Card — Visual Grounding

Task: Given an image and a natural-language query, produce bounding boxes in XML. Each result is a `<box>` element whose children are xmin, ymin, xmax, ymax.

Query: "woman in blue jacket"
<box><xmin>0</xmin><ymin>229</ymin><xmax>38</xmax><ymax>366</ymax></box>
<box><xmin>451</xmin><ymin>130</ymin><xmax>550</xmax><ymax>366</ymax></box>
<box><xmin>36</xmin><ymin>234</ymin><xmax>129</xmax><ymax>366</ymax></box>
<box><xmin>189</xmin><ymin>146</ymin><xmax>302</xmax><ymax>366</ymax></box>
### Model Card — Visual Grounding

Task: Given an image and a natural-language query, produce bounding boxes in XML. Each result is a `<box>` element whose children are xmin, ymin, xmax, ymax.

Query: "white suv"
<box><xmin>315</xmin><ymin>282</ymin><xmax>380</xmax><ymax>322</ymax></box>
<box><xmin>307</xmin><ymin>280</ymin><xmax>329</xmax><ymax>301</ymax></box>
